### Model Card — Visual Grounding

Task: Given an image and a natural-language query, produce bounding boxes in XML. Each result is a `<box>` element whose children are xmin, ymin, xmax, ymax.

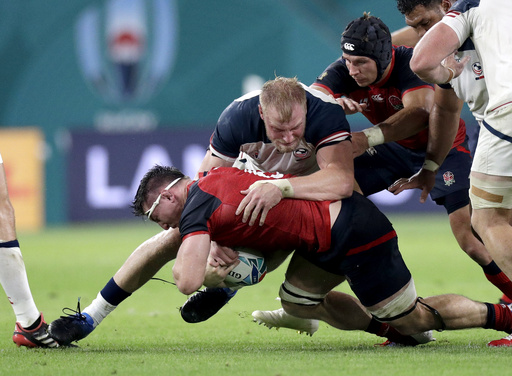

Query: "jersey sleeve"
<box><xmin>209</xmin><ymin>101</ymin><xmax>245</xmax><ymax>163</ymax></box>
<box><xmin>441</xmin><ymin>2</ymin><xmax>479</xmax><ymax>46</ymax></box>
<box><xmin>394</xmin><ymin>47</ymin><xmax>434</xmax><ymax>94</ymax></box>
<box><xmin>313</xmin><ymin>59</ymin><xmax>356</xmax><ymax>98</ymax></box>
<box><xmin>304</xmin><ymin>89</ymin><xmax>352</xmax><ymax>149</ymax></box>
<box><xmin>179</xmin><ymin>182</ymin><xmax>222</xmax><ymax>239</ymax></box>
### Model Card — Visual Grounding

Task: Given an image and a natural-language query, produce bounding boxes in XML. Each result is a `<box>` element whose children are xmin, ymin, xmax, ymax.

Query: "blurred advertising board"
<box><xmin>0</xmin><ymin>127</ymin><xmax>45</xmax><ymax>231</ymax></box>
<box><xmin>67</xmin><ymin>128</ymin><xmax>442</xmax><ymax>222</ymax></box>
<box><xmin>67</xmin><ymin>128</ymin><xmax>212</xmax><ymax>221</ymax></box>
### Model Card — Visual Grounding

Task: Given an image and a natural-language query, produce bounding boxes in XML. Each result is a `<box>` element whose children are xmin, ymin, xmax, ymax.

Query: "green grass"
<box><xmin>0</xmin><ymin>214</ymin><xmax>510</xmax><ymax>375</ymax></box>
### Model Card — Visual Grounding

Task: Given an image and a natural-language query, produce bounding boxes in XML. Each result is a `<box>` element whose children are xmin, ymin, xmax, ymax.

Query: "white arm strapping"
<box><xmin>248</xmin><ymin>179</ymin><xmax>294</xmax><ymax>198</ymax></box>
<box><xmin>362</xmin><ymin>126</ymin><xmax>385</xmax><ymax>147</ymax></box>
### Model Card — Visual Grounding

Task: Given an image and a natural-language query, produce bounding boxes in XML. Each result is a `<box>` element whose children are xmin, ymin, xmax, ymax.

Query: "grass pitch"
<box><xmin>0</xmin><ymin>214</ymin><xmax>510</xmax><ymax>375</ymax></box>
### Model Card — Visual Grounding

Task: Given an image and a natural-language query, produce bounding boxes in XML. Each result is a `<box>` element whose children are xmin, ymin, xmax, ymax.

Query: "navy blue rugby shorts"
<box><xmin>298</xmin><ymin>192</ymin><xmax>412</xmax><ymax>307</ymax></box>
<box><xmin>354</xmin><ymin>138</ymin><xmax>471</xmax><ymax>214</ymax></box>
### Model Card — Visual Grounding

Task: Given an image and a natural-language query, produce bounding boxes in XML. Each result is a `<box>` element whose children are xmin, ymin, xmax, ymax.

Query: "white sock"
<box><xmin>83</xmin><ymin>292</ymin><xmax>117</xmax><ymax>327</ymax></box>
<box><xmin>0</xmin><ymin>244</ymin><xmax>40</xmax><ymax>327</ymax></box>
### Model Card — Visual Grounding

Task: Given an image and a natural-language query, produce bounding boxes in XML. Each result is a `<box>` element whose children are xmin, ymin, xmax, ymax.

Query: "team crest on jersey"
<box><xmin>293</xmin><ymin>148</ymin><xmax>310</xmax><ymax>160</ymax></box>
<box><xmin>443</xmin><ymin>171</ymin><xmax>455</xmax><ymax>186</ymax></box>
<box><xmin>472</xmin><ymin>62</ymin><xmax>484</xmax><ymax>80</ymax></box>
<box><xmin>388</xmin><ymin>95</ymin><xmax>403</xmax><ymax>111</ymax></box>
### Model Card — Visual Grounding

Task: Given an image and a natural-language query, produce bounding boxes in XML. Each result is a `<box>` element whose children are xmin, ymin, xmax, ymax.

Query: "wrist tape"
<box><xmin>422</xmin><ymin>159</ymin><xmax>440</xmax><ymax>172</ymax></box>
<box><xmin>363</xmin><ymin>127</ymin><xmax>385</xmax><ymax>147</ymax></box>
<box><xmin>248</xmin><ymin>179</ymin><xmax>295</xmax><ymax>198</ymax></box>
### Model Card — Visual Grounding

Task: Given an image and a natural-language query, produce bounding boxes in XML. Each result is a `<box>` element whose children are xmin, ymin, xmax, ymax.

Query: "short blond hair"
<box><xmin>260</xmin><ymin>77</ymin><xmax>307</xmax><ymax>123</ymax></box>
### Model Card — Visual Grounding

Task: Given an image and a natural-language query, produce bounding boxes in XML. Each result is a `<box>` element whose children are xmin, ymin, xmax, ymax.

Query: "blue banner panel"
<box><xmin>68</xmin><ymin>129</ymin><xmax>212</xmax><ymax>221</ymax></box>
<box><xmin>68</xmin><ymin>128</ymin><xmax>444</xmax><ymax>222</ymax></box>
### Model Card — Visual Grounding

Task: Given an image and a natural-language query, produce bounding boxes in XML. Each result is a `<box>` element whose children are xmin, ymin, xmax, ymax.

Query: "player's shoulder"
<box><xmin>234</xmin><ymin>89</ymin><xmax>261</xmax><ymax>103</ymax></box>
<box><xmin>389</xmin><ymin>46</ymin><xmax>415</xmax><ymax>77</ymax></box>
<box><xmin>450</xmin><ymin>0</ymin><xmax>480</xmax><ymax>14</ymax></box>
<box><xmin>304</xmin><ymin>83</ymin><xmax>338</xmax><ymax>105</ymax></box>
<box><xmin>314</xmin><ymin>58</ymin><xmax>351</xmax><ymax>88</ymax></box>
<box><xmin>392</xmin><ymin>45</ymin><xmax>413</xmax><ymax>63</ymax></box>
<box><xmin>304</xmin><ymin>85</ymin><xmax>346</xmax><ymax>120</ymax></box>
<box><xmin>218</xmin><ymin>90</ymin><xmax>261</xmax><ymax>129</ymax></box>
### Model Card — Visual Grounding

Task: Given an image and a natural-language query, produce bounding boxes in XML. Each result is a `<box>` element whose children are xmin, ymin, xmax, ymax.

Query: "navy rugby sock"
<box><xmin>100</xmin><ymin>277</ymin><xmax>132</xmax><ymax>306</ymax></box>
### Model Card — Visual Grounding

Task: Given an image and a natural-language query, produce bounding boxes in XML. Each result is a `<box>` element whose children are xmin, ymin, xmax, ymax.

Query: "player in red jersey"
<box><xmin>50</xmin><ymin>77</ymin><xmax>379</xmax><ymax>345</ymax></box>
<box><xmin>131</xmin><ymin>164</ymin><xmax>512</xmax><ymax>346</ymax></box>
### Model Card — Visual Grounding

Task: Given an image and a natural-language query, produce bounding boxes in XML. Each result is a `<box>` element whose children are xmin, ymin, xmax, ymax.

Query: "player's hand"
<box><xmin>388</xmin><ymin>168</ymin><xmax>436</xmax><ymax>203</ymax></box>
<box><xmin>351</xmin><ymin>131</ymin><xmax>370</xmax><ymax>157</ymax></box>
<box><xmin>204</xmin><ymin>254</ymin><xmax>240</xmax><ymax>287</ymax></box>
<box><xmin>209</xmin><ymin>242</ymin><xmax>239</xmax><ymax>266</ymax></box>
<box><xmin>442</xmin><ymin>53</ymin><xmax>470</xmax><ymax>80</ymax></box>
<box><xmin>336</xmin><ymin>97</ymin><xmax>367</xmax><ymax>115</ymax></box>
<box><xmin>236</xmin><ymin>183</ymin><xmax>282</xmax><ymax>226</ymax></box>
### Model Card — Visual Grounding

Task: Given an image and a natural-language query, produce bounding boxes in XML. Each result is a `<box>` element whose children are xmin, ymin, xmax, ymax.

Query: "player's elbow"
<box><xmin>173</xmin><ymin>266</ymin><xmax>202</xmax><ymax>295</ymax></box>
<box><xmin>410</xmin><ymin>53</ymin><xmax>436</xmax><ymax>82</ymax></box>
<box><xmin>177</xmin><ymin>279</ymin><xmax>202</xmax><ymax>296</ymax></box>
<box><xmin>334</xmin><ymin>177</ymin><xmax>354</xmax><ymax>200</ymax></box>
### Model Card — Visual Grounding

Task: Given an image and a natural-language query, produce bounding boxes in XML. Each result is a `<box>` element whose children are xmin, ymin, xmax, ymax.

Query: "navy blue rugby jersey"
<box><xmin>313</xmin><ymin>46</ymin><xmax>467</xmax><ymax>150</ymax></box>
<box><xmin>209</xmin><ymin>84</ymin><xmax>351</xmax><ymax>177</ymax></box>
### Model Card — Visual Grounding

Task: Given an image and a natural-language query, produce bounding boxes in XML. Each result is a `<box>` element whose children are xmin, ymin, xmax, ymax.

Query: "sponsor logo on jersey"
<box><xmin>343</xmin><ymin>43</ymin><xmax>355</xmax><ymax>51</ymax></box>
<box><xmin>371</xmin><ymin>94</ymin><xmax>384</xmax><ymax>102</ymax></box>
<box><xmin>318</xmin><ymin>71</ymin><xmax>328</xmax><ymax>80</ymax></box>
<box><xmin>388</xmin><ymin>95</ymin><xmax>403</xmax><ymax>111</ymax></box>
<box><xmin>443</xmin><ymin>171</ymin><xmax>455</xmax><ymax>186</ymax></box>
<box><xmin>293</xmin><ymin>148</ymin><xmax>311</xmax><ymax>160</ymax></box>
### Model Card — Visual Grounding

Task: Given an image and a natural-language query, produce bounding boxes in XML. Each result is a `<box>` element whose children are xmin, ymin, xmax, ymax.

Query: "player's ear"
<box><xmin>258</xmin><ymin>104</ymin><xmax>264</xmax><ymax>120</ymax></box>
<box><xmin>161</xmin><ymin>190</ymin><xmax>174</xmax><ymax>201</ymax></box>
<box><xmin>441</xmin><ymin>0</ymin><xmax>452</xmax><ymax>12</ymax></box>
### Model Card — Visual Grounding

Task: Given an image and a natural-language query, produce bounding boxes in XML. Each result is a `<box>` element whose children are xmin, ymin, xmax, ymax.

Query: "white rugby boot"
<box><xmin>252</xmin><ymin>308</ymin><xmax>319</xmax><ymax>336</ymax></box>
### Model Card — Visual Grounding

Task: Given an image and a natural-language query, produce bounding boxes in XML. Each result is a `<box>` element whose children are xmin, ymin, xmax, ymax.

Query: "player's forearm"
<box><xmin>173</xmin><ymin>235</ymin><xmax>211</xmax><ymax>295</ymax></box>
<box><xmin>195</xmin><ymin>149</ymin><xmax>232</xmax><ymax>179</ymax></box>
<box><xmin>376</xmin><ymin>106</ymin><xmax>430</xmax><ymax>143</ymax></box>
<box><xmin>425</xmin><ymin>105</ymin><xmax>460</xmax><ymax>166</ymax></box>
<box><xmin>288</xmin><ymin>167</ymin><xmax>354</xmax><ymax>201</ymax></box>
<box><xmin>412</xmin><ymin>63</ymin><xmax>455</xmax><ymax>86</ymax></box>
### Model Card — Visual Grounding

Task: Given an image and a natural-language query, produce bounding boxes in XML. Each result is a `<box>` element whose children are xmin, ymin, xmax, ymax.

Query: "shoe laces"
<box><xmin>60</xmin><ymin>298</ymin><xmax>87</xmax><ymax>320</ymax></box>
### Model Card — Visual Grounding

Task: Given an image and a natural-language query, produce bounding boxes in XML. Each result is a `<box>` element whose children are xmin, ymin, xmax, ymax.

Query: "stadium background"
<box><xmin>0</xmin><ymin>0</ymin><xmax>478</xmax><ymax>230</ymax></box>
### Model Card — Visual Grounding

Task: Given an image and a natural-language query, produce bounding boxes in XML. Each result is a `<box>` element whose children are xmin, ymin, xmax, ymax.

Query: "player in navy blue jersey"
<box><xmin>129</xmin><ymin>164</ymin><xmax>512</xmax><ymax>347</ymax></box>
<box><xmin>254</xmin><ymin>12</ymin><xmax>512</xmax><ymax>339</ymax></box>
<box><xmin>49</xmin><ymin>77</ymin><xmax>373</xmax><ymax>345</ymax></box>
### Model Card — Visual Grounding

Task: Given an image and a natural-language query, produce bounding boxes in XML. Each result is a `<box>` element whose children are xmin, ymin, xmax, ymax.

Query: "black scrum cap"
<box><xmin>341</xmin><ymin>13</ymin><xmax>392</xmax><ymax>83</ymax></box>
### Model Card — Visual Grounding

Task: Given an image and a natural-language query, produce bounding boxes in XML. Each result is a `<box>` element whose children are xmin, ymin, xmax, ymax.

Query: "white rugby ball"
<box><xmin>224</xmin><ymin>250</ymin><xmax>267</xmax><ymax>287</ymax></box>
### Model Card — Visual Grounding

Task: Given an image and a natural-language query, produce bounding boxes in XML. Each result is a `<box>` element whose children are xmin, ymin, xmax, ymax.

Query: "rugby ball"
<box><xmin>224</xmin><ymin>250</ymin><xmax>267</xmax><ymax>287</ymax></box>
